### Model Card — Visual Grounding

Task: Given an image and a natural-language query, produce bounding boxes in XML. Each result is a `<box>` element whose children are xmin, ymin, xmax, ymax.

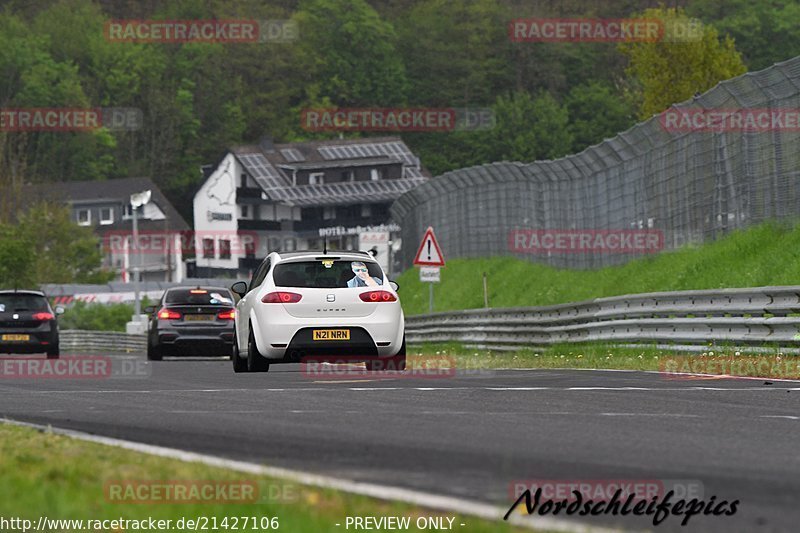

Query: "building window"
<box><xmin>342</xmin><ymin>170</ymin><xmax>355</xmax><ymax>182</ymax></box>
<box><xmin>240</xmin><ymin>173</ymin><xmax>248</xmax><ymax>187</ymax></box>
<box><xmin>284</xmin><ymin>238</ymin><xmax>297</xmax><ymax>251</ymax></box>
<box><xmin>240</xmin><ymin>205</ymin><xmax>250</xmax><ymax>218</ymax></box>
<box><xmin>370</xmin><ymin>168</ymin><xmax>383</xmax><ymax>181</ymax></box>
<box><xmin>323</xmin><ymin>206</ymin><xmax>336</xmax><ymax>220</ymax></box>
<box><xmin>309</xmin><ymin>172</ymin><xmax>325</xmax><ymax>185</ymax></box>
<box><xmin>202</xmin><ymin>238</ymin><xmax>215</xmax><ymax>259</ymax></box>
<box><xmin>245</xmin><ymin>241</ymin><xmax>255</xmax><ymax>258</ymax></box>
<box><xmin>361</xmin><ymin>204</ymin><xmax>372</xmax><ymax>218</ymax></box>
<box><xmin>219</xmin><ymin>239</ymin><xmax>231</xmax><ymax>259</ymax></box>
<box><xmin>100</xmin><ymin>207</ymin><xmax>114</xmax><ymax>225</ymax></box>
<box><xmin>77</xmin><ymin>209</ymin><xmax>91</xmax><ymax>226</ymax></box>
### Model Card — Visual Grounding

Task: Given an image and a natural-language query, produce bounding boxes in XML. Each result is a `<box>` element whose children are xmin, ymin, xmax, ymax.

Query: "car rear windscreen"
<box><xmin>0</xmin><ymin>294</ymin><xmax>49</xmax><ymax>313</ymax></box>
<box><xmin>165</xmin><ymin>289</ymin><xmax>234</xmax><ymax>306</ymax></box>
<box><xmin>273</xmin><ymin>260</ymin><xmax>384</xmax><ymax>288</ymax></box>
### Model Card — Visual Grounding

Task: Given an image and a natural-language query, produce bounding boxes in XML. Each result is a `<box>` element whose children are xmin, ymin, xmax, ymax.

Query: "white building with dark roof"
<box><xmin>23</xmin><ymin>177</ymin><xmax>190</xmax><ymax>283</ymax></box>
<box><xmin>193</xmin><ymin>136</ymin><xmax>428</xmax><ymax>278</ymax></box>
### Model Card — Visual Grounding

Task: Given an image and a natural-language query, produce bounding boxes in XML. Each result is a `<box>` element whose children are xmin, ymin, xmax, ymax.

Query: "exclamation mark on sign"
<box><xmin>427</xmin><ymin>240</ymin><xmax>432</xmax><ymax>261</ymax></box>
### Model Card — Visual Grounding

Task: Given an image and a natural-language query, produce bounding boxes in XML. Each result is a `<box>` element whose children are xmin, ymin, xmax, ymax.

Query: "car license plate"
<box><xmin>183</xmin><ymin>315</ymin><xmax>213</xmax><ymax>322</ymax></box>
<box><xmin>313</xmin><ymin>329</ymin><xmax>350</xmax><ymax>341</ymax></box>
<box><xmin>2</xmin><ymin>334</ymin><xmax>29</xmax><ymax>342</ymax></box>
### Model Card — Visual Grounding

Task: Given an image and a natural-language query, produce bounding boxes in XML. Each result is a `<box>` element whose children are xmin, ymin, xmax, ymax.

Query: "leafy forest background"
<box><xmin>0</xmin><ymin>0</ymin><xmax>798</xmax><ymax>224</ymax></box>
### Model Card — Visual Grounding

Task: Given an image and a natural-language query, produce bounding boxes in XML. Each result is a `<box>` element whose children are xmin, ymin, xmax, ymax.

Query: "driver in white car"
<box><xmin>346</xmin><ymin>261</ymin><xmax>383</xmax><ymax>288</ymax></box>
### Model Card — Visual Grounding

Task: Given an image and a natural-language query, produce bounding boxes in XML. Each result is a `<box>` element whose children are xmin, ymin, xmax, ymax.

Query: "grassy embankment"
<box><xmin>0</xmin><ymin>423</ymin><xmax>534</xmax><ymax>533</ymax></box>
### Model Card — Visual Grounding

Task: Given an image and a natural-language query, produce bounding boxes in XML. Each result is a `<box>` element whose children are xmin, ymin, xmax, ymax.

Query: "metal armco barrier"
<box><xmin>59</xmin><ymin>330</ymin><xmax>146</xmax><ymax>353</ymax></box>
<box><xmin>405</xmin><ymin>286</ymin><xmax>800</xmax><ymax>350</ymax></box>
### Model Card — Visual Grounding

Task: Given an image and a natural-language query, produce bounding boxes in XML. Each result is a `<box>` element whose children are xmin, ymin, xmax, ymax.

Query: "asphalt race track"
<box><xmin>1</xmin><ymin>353</ymin><xmax>799</xmax><ymax>532</ymax></box>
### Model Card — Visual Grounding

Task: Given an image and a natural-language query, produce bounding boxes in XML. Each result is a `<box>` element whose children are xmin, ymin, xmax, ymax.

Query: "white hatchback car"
<box><xmin>230</xmin><ymin>250</ymin><xmax>405</xmax><ymax>373</ymax></box>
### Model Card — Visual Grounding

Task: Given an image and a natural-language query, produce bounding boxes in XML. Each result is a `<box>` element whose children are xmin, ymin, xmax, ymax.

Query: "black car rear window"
<box><xmin>273</xmin><ymin>260</ymin><xmax>384</xmax><ymax>288</ymax></box>
<box><xmin>0</xmin><ymin>294</ymin><xmax>49</xmax><ymax>313</ymax></box>
<box><xmin>164</xmin><ymin>289</ymin><xmax>234</xmax><ymax>306</ymax></box>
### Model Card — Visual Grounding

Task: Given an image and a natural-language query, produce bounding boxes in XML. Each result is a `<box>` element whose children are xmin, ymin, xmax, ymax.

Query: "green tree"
<box><xmin>0</xmin><ymin>224</ymin><xmax>36</xmax><ymax>288</ymax></box>
<box><xmin>293</xmin><ymin>0</ymin><xmax>408</xmax><ymax>107</ymax></box>
<box><xmin>407</xmin><ymin>91</ymin><xmax>574</xmax><ymax>175</ymax></box>
<box><xmin>16</xmin><ymin>203</ymin><xmax>113</xmax><ymax>284</ymax></box>
<box><xmin>619</xmin><ymin>7</ymin><xmax>747</xmax><ymax>119</ymax></box>
<box><xmin>481</xmin><ymin>91</ymin><xmax>573</xmax><ymax>162</ymax></box>
<box><xmin>397</xmin><ymin>0</ymin><xmax>512</xmax><ymax>107</ymax></box>
<box><xmin>687</xmin><ymin>0</ymin><xmax>800</xmax><ymax>70</ymax></box>
<box><xmin>566</xmin><ymin>82</ymin><xmax>635</xmax><ymax>152</ymax></box>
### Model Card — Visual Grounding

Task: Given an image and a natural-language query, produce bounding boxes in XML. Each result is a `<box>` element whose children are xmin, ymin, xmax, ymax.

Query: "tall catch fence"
<box><xmin>391</xmin><ymin>56</ymin><xmax>800</xmax><ymax>269</ymax></box>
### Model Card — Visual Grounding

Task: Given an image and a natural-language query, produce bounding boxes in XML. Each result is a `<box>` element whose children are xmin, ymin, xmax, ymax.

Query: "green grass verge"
<box><xmin>0</xmin><ymin>424</ymin><xmax>533</xmax><ymax>533</ymax></box>
<box><xmin>397</xmin><ymin>221</ymin><xmax>800</xmax><ymax>315</ymax></box>
<box><xmin>410</xmin><ymin>342</ymin><xmax>793</xmax><ymax>372</ymax></box>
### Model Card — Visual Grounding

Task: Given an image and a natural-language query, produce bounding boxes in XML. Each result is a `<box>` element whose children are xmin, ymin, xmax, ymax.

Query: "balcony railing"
<box><xmin>238</xmin><ymin>219</ymin><xmax>281</xmax><ymax>231</ymax></box>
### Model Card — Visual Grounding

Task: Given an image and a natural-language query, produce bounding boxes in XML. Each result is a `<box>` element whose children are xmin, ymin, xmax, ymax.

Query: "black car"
<box><xmin>0</xmin><ymin>290</ymin><xmax>62</xmax><ymax>358</ymax></box>
<box><xmin>145</xmin><ymin>287</ymin><xmax>236</xmax><ymax>360</ymax></box>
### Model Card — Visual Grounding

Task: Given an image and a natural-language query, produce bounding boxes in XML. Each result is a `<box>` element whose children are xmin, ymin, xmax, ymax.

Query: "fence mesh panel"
<box><xmin>392</xmin><ymin>57</ymin><xmax>800</xmax><ymax>270</ymax></box>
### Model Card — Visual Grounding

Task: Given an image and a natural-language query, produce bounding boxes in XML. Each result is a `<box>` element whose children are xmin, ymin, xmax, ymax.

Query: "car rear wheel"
<box><xmin>365</xmin><ymin>337</ymin><xmax>406</xmax><ymax>371</ymax></box>
<box><xmin>232</xmin><ymin>333</ymin><xmax>247</xmax><ymax>373</ymax></box>
<box><xmin>247</xmin><ymin>329</ymin><xmax>270</xmax><ymax>372</ymax></box>
<box><xmin>147</xmin><ymin>342</ymin><xmax>163</xmax><ymax>361</ymax></box>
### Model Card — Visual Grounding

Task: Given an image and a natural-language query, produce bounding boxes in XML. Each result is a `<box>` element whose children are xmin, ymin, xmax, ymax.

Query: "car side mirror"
<box><xmin>54</xmin><ymin>306</ymin><xmax>65</xmax><ymax>315</ymax></box>
<box><xmin>231</xmin><ymin>281</ymin><xmax>248</xmax><ymax>297</ymax></box>
<box><xmin>389</xmin><ymin>280</ymin><xmax>399</xmax><ymax>291</ymax></box>
<box><xmin>144</xmin><ymin>305</ymin><xmax>156</xmax><ymax>314</ymax></box>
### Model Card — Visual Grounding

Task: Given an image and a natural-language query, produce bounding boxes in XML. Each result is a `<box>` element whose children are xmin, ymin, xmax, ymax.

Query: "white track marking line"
<box><xmin>0</xmin><ymin>418</ymin><xmax>618</xmax><ymax>533</ymax></box>
<box><xmin>599</xmin><ymin>413</ymin><xmax>702</xmax><ymax>418</ymax></box>
<box><xmin>759</xmin><ymin>415</ymin><xmax>800</xmax><ymax>420</ymax></box>
<box><xmin>1</xmin><ymin>385</ymin><xmax>799</xmax><ymax>394</ymax></box>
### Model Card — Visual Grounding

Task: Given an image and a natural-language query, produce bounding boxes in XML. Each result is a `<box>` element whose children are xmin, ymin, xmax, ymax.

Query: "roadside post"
<box><xmin>127</xmin><ymin>189</ymin><xmax>151</xmax><ymax>335</ymax></box>
<box><xmin>412</xmin><ymin>227</ymin><xmax>445</xmax><ymax>314</ymax></box>
<box><xmin>483</xmin><ymin>271</ymin><xmax>489</xmax><ymax>308</ymax></box>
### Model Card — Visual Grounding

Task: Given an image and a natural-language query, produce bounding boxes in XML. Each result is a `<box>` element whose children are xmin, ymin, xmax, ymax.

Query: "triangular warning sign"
<box><xmin>413</xmin><ymin>227</ymin><xmax>445</xmax><ymax>267</ymax></box>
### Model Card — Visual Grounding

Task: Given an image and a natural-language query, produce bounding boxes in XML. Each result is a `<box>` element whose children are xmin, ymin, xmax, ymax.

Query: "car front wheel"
<box><xmin>247</xmin><ymin>329</ymin><xmax>270</xmax><ymax>373</ymax></box>
<box><xmin>232</xmin><ymin>333</ymin><xmax>247</xmax><ymax>373</ymax></box>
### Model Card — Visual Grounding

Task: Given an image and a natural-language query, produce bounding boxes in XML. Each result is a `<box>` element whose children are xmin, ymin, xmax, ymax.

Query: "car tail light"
<box><xmin>262</xmin><ymin>292</ymin><xmax>302</xmax><ymax>304</ymax></box>
<box><xmin>157</xmin><ymin>308</ymin><xmax>182</xmax><ymax>320</ymax></box>
<box><xmin>359</xmin><ymin>290</ymin><xmax>397</xmax><ymax>302</ymax></box>
<box><xmin>217</xmin><ymin>309</ymin><xmax>236</xmax><ymax>320</ymax></box>
<box><xmin>32</xmin><ymin>312</ymin><xmax>55</xmax><ymax>321</ymax></box>
<box><xmin>190</xmin><ymin>289</ymin><xmax>208</xmax><ymax>294</ymax></box>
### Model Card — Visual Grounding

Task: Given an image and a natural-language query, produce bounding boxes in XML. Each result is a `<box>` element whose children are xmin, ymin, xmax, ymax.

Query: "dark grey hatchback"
<box><xmin>145</xmin><ymin>287</ymin><xmax>236</xmax><ymax>360</ymax></box>
<box><xmin>0</xmin><ymin>290</ymin><xmax>61</xmax><ymax>358</ymax></box>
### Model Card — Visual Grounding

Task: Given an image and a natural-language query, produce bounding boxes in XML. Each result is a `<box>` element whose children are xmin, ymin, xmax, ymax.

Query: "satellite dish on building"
<box><xmin>130</xmin><ymin>190</ymin><xmax>151</xmax><ymax>208</ymax></box>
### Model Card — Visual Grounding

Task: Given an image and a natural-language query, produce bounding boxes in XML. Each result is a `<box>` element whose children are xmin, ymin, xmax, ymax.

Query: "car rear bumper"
<box><xmin>252</xmin><ymin>316</ymin><xmax>404</xmax><ymax>360</ymax></box>
<box><xmin>0</xmin><ymin>328</ymin><xmax>58</xmax><ymax>353</ymax></box>
<box><xmin>153</xmin><ymin>326</ymin><xmax>234</xmax><ymax>356</ymax></box>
